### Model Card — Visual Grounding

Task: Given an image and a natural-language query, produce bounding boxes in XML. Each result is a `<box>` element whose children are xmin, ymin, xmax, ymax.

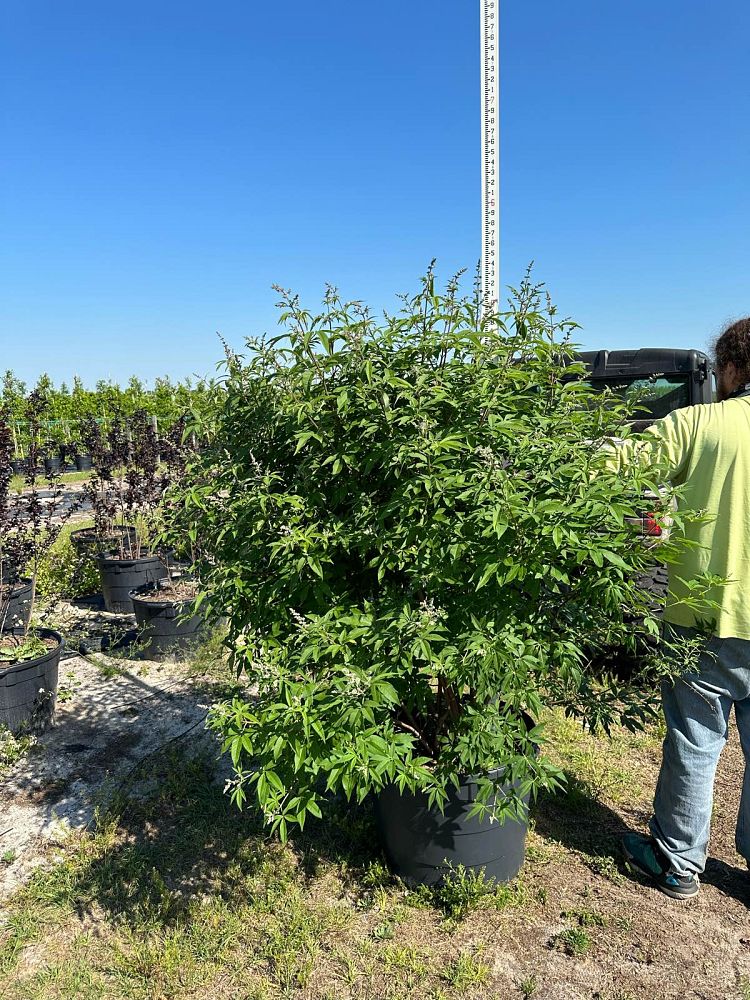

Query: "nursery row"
<box><xmin>2</xmin><ymin>369</ymin><xmax>212</xmax><ymax>458</ymax></box>
<box><xmin>0</xmin><ymin>405</ymin><xmax>202</xmax><ymax>728</ymax></box>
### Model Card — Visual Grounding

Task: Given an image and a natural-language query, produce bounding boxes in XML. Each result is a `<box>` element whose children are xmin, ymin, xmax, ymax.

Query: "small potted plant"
<box><xmin>0</xmin><ymin>420</ymin><xmax>31</xmax><ymax>632</ymax></box>
<box><xmin>128</xmin><ymin>419</ymin><xmax>204</xmax><ymax>657</ymax></box>
<box><xmin>70</xmin><ymin>415</ymin><xmax>135</xmax><ymax>560</ymax></box>
<box><xmin>0</xmin><ymin>395</ymin><xmax>78</xmax><ymax>733</ymax></box>
<box><xmin>81</xmin><ymin>411</ymin><xmax>193</xmax><ymax>613</ymax></box>
<box><xmin>178</xmin><ymin>272</ymin><xmax>716</xmax><ymax>884</ymax></box>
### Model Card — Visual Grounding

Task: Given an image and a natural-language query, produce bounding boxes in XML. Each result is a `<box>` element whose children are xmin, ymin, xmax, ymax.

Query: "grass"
<box><xmin>0</xmin><ymin>677</ymin><xmax>722</xmax><ymax>999</ymax></box>
<box><xmin>0</xmin><ymin>725</ymin><xmax>545</xmax><ymax>1000</ymax></box>
<box><xmin>542</xmin><ymin>710</ymin><xmax>658</xmax><ymax>807</ymax></box>
<box><xmin>552</xmin><ymin>927</ymin><xmax>592</xmax><ymax>957</ymax></box>
<box><xmin>441</xmin><ymin>950</ymin><xmax>489</xmax><ymax>988</ymax></box>
<box><xmin>518</xmin><ymin>975</ymin><xmax>537</xmax><ymax>997</ymax></box>
<box><xmin>0</xmin><ymin>725</ymin><xmax>38</xmax><ymax>777</ymax></box>
<box><xmin>10</xmin><ymin>470</ymin><xmax>91</xmax><ymax>492</ymax></box>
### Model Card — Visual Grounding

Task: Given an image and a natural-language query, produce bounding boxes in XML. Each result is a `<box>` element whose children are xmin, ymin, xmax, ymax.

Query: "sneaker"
<box><xmin>622</xmin><ymin>833</ymin><xmax>699</xmax><ymax>899</ymax></box>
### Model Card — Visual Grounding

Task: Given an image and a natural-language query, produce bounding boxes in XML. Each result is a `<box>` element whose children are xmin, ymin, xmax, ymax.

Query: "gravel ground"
<box><xmin>0</xmin><ymin>650</ymin><xmax>221</xmax><ymax>904</ymax></box>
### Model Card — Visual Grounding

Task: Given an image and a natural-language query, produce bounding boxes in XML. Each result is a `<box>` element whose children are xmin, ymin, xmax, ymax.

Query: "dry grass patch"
<box><xmin>3</xmin><ymin>704</ymin><xmax>750</xmax><ymax>999</ymax></box>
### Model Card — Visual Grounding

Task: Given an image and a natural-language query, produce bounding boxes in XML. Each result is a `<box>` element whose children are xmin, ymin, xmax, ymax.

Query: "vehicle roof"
<box><xmin>576</xmin><ymin>348</ymin><xmax>710</xmax><ymax>378</ymax></box>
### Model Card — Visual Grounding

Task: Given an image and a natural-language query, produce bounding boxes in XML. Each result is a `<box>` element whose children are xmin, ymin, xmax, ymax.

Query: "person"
<box><xmin>604</xmin><ymin>317</ymin><xmax>750</xmax><ymax>899</ymax></box>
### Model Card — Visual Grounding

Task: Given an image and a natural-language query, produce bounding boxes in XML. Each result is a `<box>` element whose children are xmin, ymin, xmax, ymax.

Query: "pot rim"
<box><xmin>0</xmin><ymin>626</ymin><xmax>64</xmax><ymax>676</ymax></box>
<box><xmin>128</xmin><ymin>583</ymin><xmax>198</xmax><ymax>609</ymax></box>
<box><xmin>96</xmin><ymin>552</ymin><xmax>162</xmax><ymax>567</ymax></box>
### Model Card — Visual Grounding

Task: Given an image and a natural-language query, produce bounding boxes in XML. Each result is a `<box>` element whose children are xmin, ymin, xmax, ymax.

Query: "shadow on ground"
<box><xmin>29</xmin><ymin>743</ymin><xmax>380</xmax><ymax>934</ymax></box>
<box><xmin>533</xmin><ymin>768</ymin><xmax>750</xmax><ymax>907</ymax></box>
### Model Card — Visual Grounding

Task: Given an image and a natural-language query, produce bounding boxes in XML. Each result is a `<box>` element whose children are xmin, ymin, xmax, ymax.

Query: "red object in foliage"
<box><xmin>643</xmin><ymin>513</ymin><xmax>662</xmax><ymax>536</ymax></box>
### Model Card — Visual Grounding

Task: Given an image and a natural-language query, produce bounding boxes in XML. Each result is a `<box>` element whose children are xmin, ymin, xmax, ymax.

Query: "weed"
<box><xmin>579</xmin><ymin>850</ymin><xmax>625</xmax><ymax>884</ymax></box>
<box><xmin>0</xmin><ymin>725</ymin><xmax>37</xmax><ymax>775</ymax></box>
<box><xmin>562</xmin><ymin>907</ymin><xmax>607</xmax><ymax>927</ymax></box>
<box><xmin>519</xmin><ymin>974</ymin><xmax>538</xmax><ymax>997</ymax></box>
<box><xmin>442</xmin><ymin>950</ymin><xmax>490</xmax><ymax>988</ymax></box>
<box><xmin>362</xmin><ymin>858</ymin><xmax>392</xmax><ymax>889</ymax></box>
<box><xmin>372</xmin><ymin>919</ymin><xmax>395</xmax><ymax>940</ymax></box>
<box><xmin>417</xmin><ymin>864</ymin><xmax>516</xmax><ymax>920</ymax></box>
<box><xmin>2</xmin><ymin>849</ymin><xmax>16</xmax><ymax>864</ymax></box>
<box><xmin>552</xmin><ymin>927</ymin><xmax>592</xmax><ymax>957</ymax></box>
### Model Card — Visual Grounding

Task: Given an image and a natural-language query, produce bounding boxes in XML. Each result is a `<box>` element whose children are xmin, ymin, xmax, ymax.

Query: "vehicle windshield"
<box><xmin>589</xmin><ymin>375</ymin><xmax>691</xmax><ymax>420</ymax></box>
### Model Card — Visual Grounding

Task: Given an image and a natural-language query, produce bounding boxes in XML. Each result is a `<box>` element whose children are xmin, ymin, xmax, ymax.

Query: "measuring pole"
<box><xmin>480</xmin><ymin>0</ymin><xmax>500</xmax><ymax>312</ymax></box>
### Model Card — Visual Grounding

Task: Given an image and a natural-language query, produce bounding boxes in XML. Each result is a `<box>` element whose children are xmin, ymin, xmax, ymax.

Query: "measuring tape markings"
<box><xmin>481</xmin><ymin>0</ymin><xmax>500</xmax><ymax>312</ymax></box>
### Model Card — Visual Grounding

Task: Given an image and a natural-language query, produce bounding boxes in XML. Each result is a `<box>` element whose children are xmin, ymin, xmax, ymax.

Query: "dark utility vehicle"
<box><xmin>577</xmin><ymin>347</ymin><xmax>713</xmax><ymax>430</ymax></box>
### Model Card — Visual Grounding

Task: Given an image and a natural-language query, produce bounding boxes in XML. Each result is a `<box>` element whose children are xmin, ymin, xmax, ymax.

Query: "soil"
<box><xmin>135</xmin><ymin>580</ymin><xmax>197</xmax><ymax>603</ymax></box>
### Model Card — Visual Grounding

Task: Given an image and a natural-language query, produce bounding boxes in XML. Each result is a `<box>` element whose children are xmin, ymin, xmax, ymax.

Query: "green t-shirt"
<box><xmin>605</xmin><ymin>397</ymin><xmax>750</xmax><ymax>639</ymax></box>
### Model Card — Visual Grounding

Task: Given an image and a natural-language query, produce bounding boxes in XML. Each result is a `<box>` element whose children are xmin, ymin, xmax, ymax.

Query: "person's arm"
<box><xmin>599</xmin><ymin>407</ymin><xmax>697</xmax><ymax>485</ymax></box>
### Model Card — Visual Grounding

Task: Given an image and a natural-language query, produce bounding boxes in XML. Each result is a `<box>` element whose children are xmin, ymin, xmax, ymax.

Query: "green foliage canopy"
<box><xmin>177</xmin><ymin>270</ymin><xmax>717</xmax><ymax>840</ymax></box>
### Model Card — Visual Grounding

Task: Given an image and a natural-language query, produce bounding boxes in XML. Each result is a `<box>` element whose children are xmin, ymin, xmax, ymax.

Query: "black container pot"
<box><xmin>97</xmin><ymin>553</ymin><xmax>169</xmax><ymax>614</ymax></box>
<box><xmin>1</xmin><ymin>579</ymin><xmax>33</xmax><ymax>630</ymax></box>
<box><xmin>0</xmin><ymin>627</ymin><xmax>63</xmax><ymax>734</ymax></box>
<box><xmin>75</xmin><ymin>454</ymin><xmax>92</xmax><ymax>471</ymax></box>
<box><xmin>375</xmin><ymin>719</ymin><xmax>536</xmax><ymax>887</ymax></box>
<box><xmin>10</xmin><ymin>458</ymin><xmax>24</xmax><ymax>474</ymax></box>
<box><xmin>71</xmin><ymin>524</ymin><xmax>136</xmax><ymax>558</ymax></box>
<box><xmin>43</xmin><ymin>456</ymin><xmax>61</xmax><ymax>474</ymax></box>
<box><xmin>130</xmin><ymin>580</ymin><xmax>203</xmax><ymax>660</ymax></box>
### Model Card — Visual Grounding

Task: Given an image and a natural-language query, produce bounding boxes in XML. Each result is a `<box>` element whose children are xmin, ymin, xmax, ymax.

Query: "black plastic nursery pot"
<box><xmin>374</xmin><ymin>716</ymin><xmax>537</xmax><ymax>887</ymax></box>
<box><xmin>43</xmin><ymin>456</ymin><xmax>61</xmax><ymax>474</ymax></box>
<box><xmin>0</xmin><ymin>627</ymin><xmax>64</xmax><ymax>734</ymax></box>
<box><xmin>1</xmin><ymin>579</ymin><xmax>33</xmax><ymax>630</ymax></box>
<box><xmin>97</xmin><ymin>553</ymin><xmax>169</xmax><ymax>614</ymax></box>
<box><xmin>10</xmin><ymin>458</ymin><xmax>24</xmax><ymax>474</ymax></box>
<box><xmin>75</xmin><ymin>454</ymin><xmax>92</xmax><ymax>471</ymax></box>
<box><xmin>129</xmin><ymin>581</ymin><xmax>204</xmax><ymax>660</ymax></box>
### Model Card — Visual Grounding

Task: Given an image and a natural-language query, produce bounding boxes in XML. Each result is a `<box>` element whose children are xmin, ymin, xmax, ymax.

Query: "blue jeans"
<box><xmin>650</xmin><ymin>623</ymin><xmax>750</xmax><ymax>875</ymax></box>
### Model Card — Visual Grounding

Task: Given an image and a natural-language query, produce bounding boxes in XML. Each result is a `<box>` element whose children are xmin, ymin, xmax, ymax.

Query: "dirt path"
<box><xmin>0</xmin><ymin>653</ymin><xmax>219</xmax><ymax>903</ymax></box>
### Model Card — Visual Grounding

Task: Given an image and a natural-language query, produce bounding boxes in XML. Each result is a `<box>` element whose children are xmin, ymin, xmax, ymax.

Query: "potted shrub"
<box><xmin>94</xmin><ymin>412</ymin><xmax>168</xmax><ymax>612</ymax></box>
<box><xmin>43</xmin><ymin>449</ymin><xmax>62</xmax><ymax>475</ymax></box>
<box><xmin>129</xmin><ymin>458</ymin><xmax>205</xmax><ymax>659</ymax></box>
<box><xmin>70</xmin><ymin>415</ymin><xmax>136</xmax><ymax>561</ymax></box>
<box><xmin>129</xmin><ymin>575</ymin><xmax>203</xmax><ymax>660</ymax></box>
<box><xmin>0</xmin><ymin>395</ymin><xmax>79</xmax><ymax>733</ymax></box>
<box><xmin>178</xmin><ymin>272</ymin><xmax>717</xmax><ymax>884</ymax></box>
<box><xmin>81</xmin><ymin>411</ymin><xmax>192</xmax><ymax>613</ymax></box>
<box><xmin>0</xmin><ymin>422</ymin><xmax>31</xmax><ymax>632</ymax></box>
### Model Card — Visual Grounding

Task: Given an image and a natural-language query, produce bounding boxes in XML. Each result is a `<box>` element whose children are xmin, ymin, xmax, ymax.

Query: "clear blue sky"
<box><xmin>2</xmin><ymin>1</ymin><xmax>748</xmax><ymax>386</ymax></box>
